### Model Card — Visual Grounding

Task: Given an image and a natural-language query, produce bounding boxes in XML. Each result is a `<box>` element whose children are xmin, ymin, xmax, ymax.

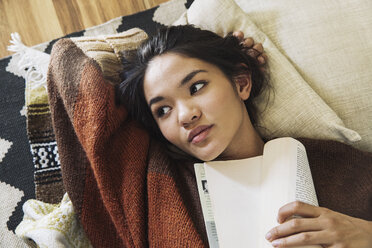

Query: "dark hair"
<box><xmin>117</xmin><ymin>25</ymin><xmax>268</xmax><ymax>142</ymax></box>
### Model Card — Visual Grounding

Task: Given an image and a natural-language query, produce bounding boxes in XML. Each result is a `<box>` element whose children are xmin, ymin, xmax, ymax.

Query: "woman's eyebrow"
<box><xmin>149</xmin><ymin>69</ymin><xmax>207</xmax><ymax>108</ymax></box>
<box><xmin>149</xmin><ymin>96</ymin><xmax>164</xmax><ymax>108</ymax></box>
<box><xmin>179</xmin><ymin>69</ymin><xmax>207</xmax><ymax>88</ymax></box>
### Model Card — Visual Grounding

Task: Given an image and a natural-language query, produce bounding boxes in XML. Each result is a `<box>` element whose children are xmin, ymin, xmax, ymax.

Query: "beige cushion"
<box><xmin>174</xmin><ymin>0</ymin><xmax>370</xmax><ymax>150</ymax></box>
<box><xmin>235</xmin><ymin>0</ymin><xmax>372</xmax><ymax>152</ymax></box>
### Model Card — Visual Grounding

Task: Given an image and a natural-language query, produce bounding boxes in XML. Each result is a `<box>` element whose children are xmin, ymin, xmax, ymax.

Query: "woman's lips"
<box><xmin>188</xmin><ymin>125</ymin><xmax>213</xmax><ymax>144</ymax></box>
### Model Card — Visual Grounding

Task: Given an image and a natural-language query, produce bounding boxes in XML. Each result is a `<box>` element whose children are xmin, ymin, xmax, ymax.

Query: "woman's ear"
<box><xmin>233</xmin><ymin>72</ymin><xmax>252</xmax><ymax>101</ymax></box>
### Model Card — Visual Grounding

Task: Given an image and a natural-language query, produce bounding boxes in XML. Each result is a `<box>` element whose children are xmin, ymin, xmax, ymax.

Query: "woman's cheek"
<box><xmin>159</xmin><ymin>118</ymin><xmax>179</xmax><ymax>144</ymax></box>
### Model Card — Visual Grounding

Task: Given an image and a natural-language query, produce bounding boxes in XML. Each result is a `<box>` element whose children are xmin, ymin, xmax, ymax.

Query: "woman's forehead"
<box><xmin>146</xmin><ymin>53</ymin><xmax>206</xmax><ymax>79</ymax></box>
<box><xmin>143</xmin><ymin>53</ymin><xmax>215</xmax><ymax>98</ymax></box>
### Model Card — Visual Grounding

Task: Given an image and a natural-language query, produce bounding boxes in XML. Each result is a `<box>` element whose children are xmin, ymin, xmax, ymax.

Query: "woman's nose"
<box><xmin>178</xmin><ymin>102</ymin><xmax>201</xmax><ymax>127</ymax></box>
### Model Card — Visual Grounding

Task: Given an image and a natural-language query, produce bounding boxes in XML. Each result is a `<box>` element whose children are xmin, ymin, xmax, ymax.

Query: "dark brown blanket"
<box><xmin>47</xmin><ymin>29</ymin><xmax>372</xmax><ymax>247</ymax></box>
<box><xmin>299</xmin><ymin>138</ymin><xmax>372</xmax><ymax>221</ymax></box>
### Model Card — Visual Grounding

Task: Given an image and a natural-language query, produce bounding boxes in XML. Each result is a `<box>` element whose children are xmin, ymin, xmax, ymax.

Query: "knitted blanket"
<box><xmin>47</xmin><ymin>28</ymin><xmax>207</xmax><ymax>247</ymax></box>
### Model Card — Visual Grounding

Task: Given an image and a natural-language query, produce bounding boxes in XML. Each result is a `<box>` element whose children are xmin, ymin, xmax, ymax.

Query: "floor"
<box><xmin>0</xmin><ymin>0</ymin><xmax>169</xmax><ymax>58</ymax></box>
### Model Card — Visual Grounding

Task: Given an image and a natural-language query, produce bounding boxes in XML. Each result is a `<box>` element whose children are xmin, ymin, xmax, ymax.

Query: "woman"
<box><xmin>118</xmin><ymin>25</ymin><xmax>372</xmax><ymax>247</ymax></box>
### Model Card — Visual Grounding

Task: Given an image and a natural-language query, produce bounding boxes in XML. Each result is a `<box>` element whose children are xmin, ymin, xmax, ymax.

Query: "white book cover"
<box><xmin>195</xmin><ymin>137</ymin><xmax>320</xmax><ymax>248</ymax></box>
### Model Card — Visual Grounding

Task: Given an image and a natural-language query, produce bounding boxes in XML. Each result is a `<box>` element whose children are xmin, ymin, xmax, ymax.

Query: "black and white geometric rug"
<box><xmin>0</xmin><ymin>0</ymin><xmax>193</xmax><ymax>246</ymax></box>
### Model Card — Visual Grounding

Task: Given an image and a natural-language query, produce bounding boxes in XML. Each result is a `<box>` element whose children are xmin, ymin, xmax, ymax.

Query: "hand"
<box><xmin>265</xmin><ymin>201</ymin><xmax>372</xmax><ymax>247</ymax></box>
<box><xmin>232</xmin><ymin>31</ymin><xmax>267</xmax><ymax>70</ymax></box>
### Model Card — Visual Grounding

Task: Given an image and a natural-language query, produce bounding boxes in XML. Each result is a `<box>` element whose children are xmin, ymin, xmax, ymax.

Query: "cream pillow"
<box><xmin>175</xmin><ymin>0</ymin><xmax>363</xmax><ymax>148</ymax></box>
<box><xmin>234</xmin><ymin>0</ymin><xmax>372</xmax><ymax>152</ymax></box>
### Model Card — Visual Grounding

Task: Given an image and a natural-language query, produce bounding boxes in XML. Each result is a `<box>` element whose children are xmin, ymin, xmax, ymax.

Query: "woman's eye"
<box><xmin>156</xmin><ymin>106</ymin><xmax>171</xmax><ymax>118</ymax></box>
<box><xmin>190</xmin><ymin>81</ymin><xmax>207</xmax><ymax>95</ymax></box>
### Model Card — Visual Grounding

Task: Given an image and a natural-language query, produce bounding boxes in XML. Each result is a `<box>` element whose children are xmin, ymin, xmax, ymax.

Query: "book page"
<box><xmin>194</xmin><ymin>163</ymin><xmax>219</xmax><ymax>248</ymax></box>
<box><xmin>259</xmin><ymin>138</ymin><xmax>298</xmax><ymax>247</ymax></box>
<box><xmin>203</xmin><ymin>156</ymin><xmax>263</xmax><ymax>247</ymax></box>
<box><xmin>295</xmin><ymin>143</ymin><xmax>318</xmax><ymax>206</ymax></box>
<box><xmin>260</xmin><ymin>138</ymin><xmax>320</xmax><ymax>248</ymax></box>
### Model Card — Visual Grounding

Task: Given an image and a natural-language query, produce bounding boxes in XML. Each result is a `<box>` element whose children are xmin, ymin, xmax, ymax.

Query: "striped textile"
<box><xmin>26</xmin><ymin>74</ymin><xmax>64</xmax><ymax>203</ymax></box>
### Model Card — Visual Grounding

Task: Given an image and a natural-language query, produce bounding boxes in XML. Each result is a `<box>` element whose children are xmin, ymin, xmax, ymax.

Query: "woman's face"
<box><xmin>143</xmin><ymin>53</ymin><xmax>254</xmax><ymax>161</ymax></box>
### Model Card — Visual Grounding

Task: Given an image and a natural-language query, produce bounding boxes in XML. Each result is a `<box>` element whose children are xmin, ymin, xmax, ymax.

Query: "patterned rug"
<box><xmin>0</xmin><ymin>0</ymin><xmax>193</xmax><ymax>246</ymax></box>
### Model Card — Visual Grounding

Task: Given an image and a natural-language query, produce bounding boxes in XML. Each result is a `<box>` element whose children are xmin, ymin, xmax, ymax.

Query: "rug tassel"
<box><xmin>7</xmin><ymin>33</ymin><xmax>49</xmax><ymax>90</ymax></box>
<box><xmin>7</xmin><ymin>33</ymin><xmax>28</xmax><ymax>53</ymax></box>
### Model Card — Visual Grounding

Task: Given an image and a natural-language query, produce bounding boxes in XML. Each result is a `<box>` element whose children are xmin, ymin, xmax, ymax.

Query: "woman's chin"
<box><xmin>187</xmin><ymin>141</ymin><xmax>226</xmax><ymax>161</ymax></box>
<box><xmin>192</xmin><ymin>149</ymin><xmax>222</xmax><ymax>162</ymax></box>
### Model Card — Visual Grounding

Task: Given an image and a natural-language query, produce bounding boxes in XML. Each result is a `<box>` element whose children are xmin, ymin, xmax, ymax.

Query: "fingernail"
<box><xmin>272</xmin><ymin>240</ymin><xmax>282</xmax><ymax>247</ymax></box>
<box><xmin>265</xmin><ymin>232</ymin><xmax>272</xmax><ymax>240</ymax></box>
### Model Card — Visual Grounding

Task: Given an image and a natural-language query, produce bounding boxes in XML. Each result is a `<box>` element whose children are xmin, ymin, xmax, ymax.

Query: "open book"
<box><xmin>194</xmin><ymin>137</ymin><xmax>321</xmax><ymax>248</ymax></box>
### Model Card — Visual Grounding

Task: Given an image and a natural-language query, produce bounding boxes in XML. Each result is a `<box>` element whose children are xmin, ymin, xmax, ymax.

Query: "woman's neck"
<box><xmin>217</xmin><ymin>113</ymin><xmax>264</xmax><ymax>161</ymax></box>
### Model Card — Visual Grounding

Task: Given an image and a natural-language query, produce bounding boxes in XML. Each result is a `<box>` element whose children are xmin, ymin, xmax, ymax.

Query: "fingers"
<box><xmin>265</xmin><ymin>202</ymin><xmax>372</xmax><ymax>247</ymax></box>
<box><xmin>270</xmin><ymin>231</ymin><xmax>330</xmax><ymax>247</ymax></box>
<box><xmin>232</xmin><ymin>30</ymin><xmax>263</xmax><ymax>52</ymax></box>
<box><xmin>232</xmin><ymin>31</ymin><xmax>244</xmax><ymax>42</ymax></box>
<box><xmin>232</xmin><ymin>30</ymin><xmax>267</xmax><ymax>68</ymax></box>
<box><xmin>277</xmin><ymin>201</ymin><xmax>323</xmax><ymax>224</ymax></box>
<box><xmin>243</xmin><ymin>42</ymin><xmax>266</xmax><ymax>67</ymax></box>
<box><xmin>266</xmin><ymin>217</ymin><xmax>321</xmax><ymax>242</ymax></box>
<box><xmin>232</xmin><ymin>31</ymin><xmax>255</xmax><ymax>48</ymax></box>
<box><xmin>258</xmin><ymin>53</ymin><xmax>267</xmax><ymax>65</ymax></box>
<box><xmin>245</xmin><ymin>43</ymin><xmax>263</xmax><ymax>57</ymax></box>
<box><xmin>252</xmin><ymin>43</ymin><xmax>263</xmax><ymax>53</ymax></box>
<box><xmin>241</xmin><ymin>37</ymin><xmax>254</xmax><ymax>48</ymax></box>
